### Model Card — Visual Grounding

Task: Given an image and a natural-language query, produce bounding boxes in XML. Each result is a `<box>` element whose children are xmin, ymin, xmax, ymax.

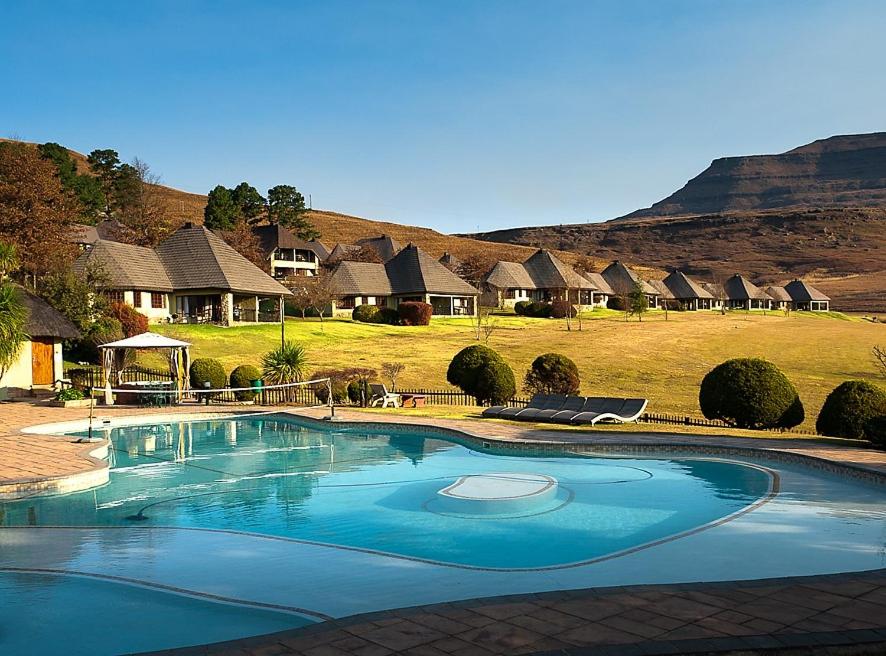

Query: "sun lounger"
<box><xmin>532</xmin><ymin>395</ymin><xmax>585</xmax><ymax>422</ymax></box>
<box><xmin>571</xmin><ymin>398</ymin><xmax>626</xmax><ymax>425</ymax></box>
<box><xmin>498</xmin><ymin>393</ymin><xmax>549</xmax><ymax>419</ymax></box>
<box><xmin>549</xmin><ymin>396</ymin><xmax>605</xmax><ymax>423</ymax></box>
<box><xmin>571</xmin><ymin>397</ymin><xmax>649</xmax><ymax>425</ymax></box>
<box><xmin>483</xmin><ymin>393</ymin><xmax>544</xmax><ymax>419</ymax></box>
<box><xmin>369</xmin><ymin>383</ymin><xmax>401</xmax><ymax>408</ymax></box>
<box><xmin>513</xmin><ymin>394</ymin><xmax>569</xmax><ymax>421</ymax></box>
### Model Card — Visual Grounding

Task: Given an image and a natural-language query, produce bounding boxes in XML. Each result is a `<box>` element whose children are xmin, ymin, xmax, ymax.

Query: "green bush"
<box><xmin>315</xmin><ymin>380</ymin><xmax>349</xmax><ymax>404</ymax></box>
<box><xmin>230</xmin><ymin>364</ymin><xmax>262</xmax><ymax>401</ymax></box>
<box><xmin>524</xmin><ymin>353</ymin><xmax>581</xmax><ymax>395</ymax></box>
<box><xmin>607</xmin><ymin>296</ymin><xmax>626</xmax><ymax>311</ymax></box>
<box><xmin>514</xmin><ymin>300</ymin><xmax>532</xmax><ymax>316</ymax></box>
<box><xmin>378</xmin><ymin>307</ymin><xmax>400</xmax><ymax>325</ymax></box>
<box><xmin>863</xmin><ymin>415</ymin><xmax>886</xmax><ymax>449</ymax></box>
<box><xmin>474</xmin><ymin>358</ymin><xmax>516</xmax><ymax>405</ymax></box>
<box><xmin>190</xmin><ymin>358</ymin><xmax>227</xmax><ymax>391</ymax></box>
<box><xmin>699</xmin><ymin>358</ymin><xmax>804</xmax><ymax>429</ymax></box>
<box><xmin>816</xmin><ymin>380</ymin><xmax>886</xmax><ymax>439</ymax></box>
<box><xmin>352</xmin><ymin>304</ymin><xmax>381</xmax><ymax>323</ymax></box>
<box><xmin>447</xmin><ymin>345</ymin><xmax>514</xmax><ymax>403</ymax></box>
<box><xmin>550</xmin><ymin>300</ymin><xmax>576</xmax><ymax>319</ymax></box>
<box><xmin>347</xmin><ymin>379</ymin><xmax>370</xmax><ymax>405</ymax></box>
<box><xmin>526</xmin><ymin>302</ymin><xmax>552</xmax><ymax>318</ymax></box>
<box><xmin>399</xmin><ymin>301</ymin><xmax>433</xmax><ymax>326</ymax></box>
<box><xmin>54</xmin><ymin>387</ymin><xmax>85</xmax><ymax>402</ymax></box>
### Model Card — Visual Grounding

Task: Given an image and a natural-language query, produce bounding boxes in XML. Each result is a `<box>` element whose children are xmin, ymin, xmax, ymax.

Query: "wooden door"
<box><xmin>31</xmin><ymin>338</ymin><xmax>55</xmax><ymax>386</ymax></box>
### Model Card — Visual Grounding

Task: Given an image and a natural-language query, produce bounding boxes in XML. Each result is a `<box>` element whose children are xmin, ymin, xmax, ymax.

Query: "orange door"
<box><xmin>31</xmin><ymin>338</ymin><xmax>55</xmax><ymax>385</ymax></box>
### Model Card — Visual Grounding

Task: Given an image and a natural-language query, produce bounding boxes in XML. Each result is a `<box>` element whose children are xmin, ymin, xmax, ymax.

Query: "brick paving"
<box><xmin>2</xmin><ymin>400</ymin><xmax>886</xmax><ymax>655</ymax></box>
<box><xmin>142</xmin><ymin>570</ymin><xmax>886</xmax><ymax>656</ymax></box>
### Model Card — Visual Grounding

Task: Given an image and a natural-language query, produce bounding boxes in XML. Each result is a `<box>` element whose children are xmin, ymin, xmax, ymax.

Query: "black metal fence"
<box><xmin>396</xmin><ymin>389</ymin><xmax>532</xmax><ymax>407</ymax></box>
<box><xmin>66</xmin><ymin>365</ymin><xmax>174</xmax><ymax>389</ymax></box>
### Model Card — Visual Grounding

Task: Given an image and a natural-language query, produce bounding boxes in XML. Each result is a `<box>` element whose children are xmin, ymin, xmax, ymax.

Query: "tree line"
<box><xmin>204</xmin><ymin>182</ymin><xmax>319</xmax><ymax>241</ymax></box>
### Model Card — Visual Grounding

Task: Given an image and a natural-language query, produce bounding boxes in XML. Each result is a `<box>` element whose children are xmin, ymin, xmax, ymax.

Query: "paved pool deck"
<box><xmin>2</xmin><ymin>400</ymin><xmax>886</xmax><ymax>655</ymax></box>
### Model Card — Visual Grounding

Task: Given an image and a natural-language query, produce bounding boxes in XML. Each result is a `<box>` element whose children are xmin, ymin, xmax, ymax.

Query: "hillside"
<box><xmin>622</xmin><ymin>132</ymin><xmax>886</xmax><ymax>219</ymax></box>
<box><xmin>471</xmin><ymin>133</ymin><xmax>886</xmax><ymax>311</ymax></box>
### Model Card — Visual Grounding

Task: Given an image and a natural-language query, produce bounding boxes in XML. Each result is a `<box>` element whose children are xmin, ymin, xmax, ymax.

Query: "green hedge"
<box><xmin>524</xmin><ymin>353</ymin><xmax>580</xmax><ymax>395</ymax></box>
<box><xmin>352</xmin><ymin>304</ymin><xmax>381</xmax><ymax>323</ymax></box>
<box><xmin>699</xmin><ymin>358</ymin><xmax>804</xmax><ymax>429</ymax></box>
<box><xmin>447</xmin><ymin>345</ymin><xmax>515</xmax><ymax>404</ymax></box>
<box><xmin>816</xmin><ymin>380</ymin><xmax>886</xmax><ymax>440</ymax></box>
<box><xmin>230</xmin><ymin>364</ymin><xmax>261</xmax><ymax>401</ymax></box>
<box><xmin>514</xmin><ymin>300</ymin><xmax>532</xmax><ymax>316</ymax></box>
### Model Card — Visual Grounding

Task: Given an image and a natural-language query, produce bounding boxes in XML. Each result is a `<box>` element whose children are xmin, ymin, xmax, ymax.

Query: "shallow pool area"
<box><xmin>1</xmin><ymin>413</ymin><xmax>884</xmax><ymax>655</ymax></box>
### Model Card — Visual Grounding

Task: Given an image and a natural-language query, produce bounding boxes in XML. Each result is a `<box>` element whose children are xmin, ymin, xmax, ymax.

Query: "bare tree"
<box><xmin>473</xmin><ymin>306</ymin><xmax>498</xmax><ymax>343</ymax></box>
<box><xmin>874</xmin><ymin>345</ymin><xmax>886</xmax><ymax>378</ymax></box>
<box><xmin>381</xmin><ymin>362</ymin><xmax>406</xmax><ymax>391</ymax></box>
<box><xmin>116</xmin><ymin>158</ymin><xmax>180</xmax><ymax>247</ymax></box>
<box><xmin>307</xmin><ymin>272</ymin><xmax>337</xmax><ymax>329</ymax></box>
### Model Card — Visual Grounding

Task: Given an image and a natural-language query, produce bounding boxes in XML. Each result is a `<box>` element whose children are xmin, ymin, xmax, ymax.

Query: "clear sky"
<box><xmin>2</xmin><ymin>0</ymin><xmax>885</xmax><ymax>233</ymax></box>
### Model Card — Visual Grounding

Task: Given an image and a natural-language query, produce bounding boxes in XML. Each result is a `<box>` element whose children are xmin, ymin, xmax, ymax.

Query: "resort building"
<box><xmin>482</xmin><ymin>249</ymin><xmax>599</xmax><ymax>308</ymax></box>
<box><xmin>74</xmin><ymin>223</ymin><xmax>291</xmax><ymax>325</ymax></box>
<box><xmin>659</xmin><ymin>270</ymin><xmax>715</xmax><ymax>310</ymax></box>
<box><xmin>647</xmin><ymin>279</ymin><xmax>675</xmax><ymax>308</ymax></box>
<box><xmin>251</xmin><ymin>224</ymin><xmax>328</xmax><ymax>279</ymax></box>
<box><xmin>723</xmin><ymin>274</ymin><xmax>772</xmax><ymax>310</ymax></box>
<box><xmin>328</xmin><ymin>234</ymin><xmax>402</xmax><ymax>263</ymax></box>
<box><xmin>330</xmin><ymin>243</ymin><xmax>479</xmax><ymax>316</ymax></box>
<box><xmin>438</xmin><ymin>251</ymin><xmax>462</xmax><ymax>270</ymax></box>
<box><xmin>0</xmin><ymin>288</ymin><xmax>79</xmax><ymax>399</ymax></box>
<box><xmin>784</xmin><ymin>279</ymin><xmax>831</xmax><ymax>311</ymax></box>
<box><xmin>764</xmin><ymin>285</ymin><xmax>793</xmax><ymax>311</ymax></box>
<box><xmin>600</xmin><ymin>261</ymin><xmax>660</xmax><ymax>308</ymax></box>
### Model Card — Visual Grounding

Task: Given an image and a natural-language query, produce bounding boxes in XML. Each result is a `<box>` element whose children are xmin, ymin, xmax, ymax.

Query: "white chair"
<box><xmin>369</xmin><ymin>383</ymin><xmax>401</xmax><ymax>408</ymax></box>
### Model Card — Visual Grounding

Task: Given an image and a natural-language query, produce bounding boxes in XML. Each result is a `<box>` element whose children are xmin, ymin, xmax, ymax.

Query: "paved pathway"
<box><xmin>148</xmin><ymin>569</ymin><xmax>886</xmax><ymax>656</ymax></box>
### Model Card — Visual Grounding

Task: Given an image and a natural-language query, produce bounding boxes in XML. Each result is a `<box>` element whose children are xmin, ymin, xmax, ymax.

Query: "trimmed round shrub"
<box><xmin>352</xmin><ymin>304</ymin><xmax>381</xmax><ymax>323</ymax></box>
<box><xmin>398</xmin><ymin>301</ymin><xmax>433</xmax><ymax>326</ymax></box>
<box><xmin>607</xmin><ymin>296</ymin><xmax>626</xmax><ymax>311</ymax></box>
<box><xmin>474</xmin><ymin>359</ymin><xmax>516</xmax><ymax>405</ymax></box>
<box><xmin>863</xmin><ymin>415</ymin><xmax>886</xmax><ymax>449</ymax></box>
<box><xmin>526</xmin><ymin>302</ymin><xmax>552</xmax><ymax>318</ymax></box>
<box><xmin>550</xmin><ymin>300</ymin><xmax>577</xmax><ymax>319</ymax></box>
<box><xmin>699</xmin><ymin>358</ymin><xmax>804</xmax><ymax>429</ymax></box>
<box><xmin>447</xmin><ymin>345</ymin><xmax>501</xmax><ymax>391</ymax></box>
<box><xmin>816</xmin><ymin>380</ymin><xmax>886</xmax><ymax>439</ymax></box>
<box><xmin>190</xmin><ymin>358</ymin><xmax>227</xmax><ymax>391</ymax></box>
<box><xmin>524</xmin><ymin>353</ymin><xmax>580</xmax><ymax>395</ymax></box>
<box><xmin>230</xmin><ymin>364</ymin><xmax>261</xmax><ymax>401</ymax></box>
<box><xmin>378</xmin><ymin>307</ymin><xmax>400</xmax><ymax>325</ymax></box>
<box><xmin>108</xmin><ymin>301</ymin><xmax>149</xmax><ymax>337</ymax></box>
<box><xmin>514</xmin><ymin>300</ymin><xmax>532</xmax><ymax>316</ymax></box>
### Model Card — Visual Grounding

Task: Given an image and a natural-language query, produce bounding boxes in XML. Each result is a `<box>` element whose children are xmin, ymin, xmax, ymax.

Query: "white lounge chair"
<box><xmin>369</xmin><ymin>383</ymin><xmax>401</xmax><ymax>408</ymax></box>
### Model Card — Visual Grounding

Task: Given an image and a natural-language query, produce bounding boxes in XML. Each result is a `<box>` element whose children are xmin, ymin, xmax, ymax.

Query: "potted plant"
<box><xmin>50</xmin><ymin>387</ymin><xmax>95</xmax><ymax>408</ymax></box>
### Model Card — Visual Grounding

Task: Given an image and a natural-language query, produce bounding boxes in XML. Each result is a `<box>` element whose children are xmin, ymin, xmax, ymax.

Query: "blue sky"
<box><xmin>2</xmin><ymin>1</ymin><xmax>885</xmax><ymax>233</ymax></box>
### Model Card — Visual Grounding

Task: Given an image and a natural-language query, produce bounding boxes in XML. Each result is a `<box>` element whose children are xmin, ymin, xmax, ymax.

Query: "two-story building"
<box><xmin>252</xmin><ymin>224</ymin><xmax>329</xmax><ymax>279</ymax></box>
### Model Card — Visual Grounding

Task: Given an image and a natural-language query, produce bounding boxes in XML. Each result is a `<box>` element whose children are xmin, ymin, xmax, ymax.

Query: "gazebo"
<box><xmin>99</xmin><ymin>332</ymin><xmax>191</xmax><ymax>406</ymax></box>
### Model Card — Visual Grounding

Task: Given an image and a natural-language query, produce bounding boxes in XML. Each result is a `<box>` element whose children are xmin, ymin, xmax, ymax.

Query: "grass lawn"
<box><xmin>150</xmin><ymin>309</ymin><xmax>885</xmax><ymax>432</ymax></box>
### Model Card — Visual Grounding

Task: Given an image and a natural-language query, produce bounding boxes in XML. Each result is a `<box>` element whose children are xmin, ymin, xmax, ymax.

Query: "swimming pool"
<box><xmin>1</xmin><ymin>414</ymin><xmax>884</xmax><ymax>654</ymax></box>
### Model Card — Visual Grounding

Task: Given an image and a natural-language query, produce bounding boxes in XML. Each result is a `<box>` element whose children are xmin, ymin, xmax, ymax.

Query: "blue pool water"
<box><xmin>2</xmin><ymin>414</ymin><xmax>883</xmax><ymax>656</ymax></box>
<box><xmin>4</xmin><ymin>416</ymin><xmax>772</xmax><ymax>569</ymax></box>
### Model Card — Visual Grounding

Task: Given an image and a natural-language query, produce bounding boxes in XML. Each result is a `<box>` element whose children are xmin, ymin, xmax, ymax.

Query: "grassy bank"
<box><xmin>150</xmin><ymin>309</ymin><xmax>884</xmax><ymax>432</ymax></box>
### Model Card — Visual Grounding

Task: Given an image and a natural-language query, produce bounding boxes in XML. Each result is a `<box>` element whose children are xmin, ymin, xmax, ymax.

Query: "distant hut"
<box><xmin>784</xmin><ymin>280</ymin><xmax>830</xmax><ymax>311</ymax></box>
<box><xmin>600</xmin><ymin>261</ymin><xmax>660</xmax><ymax>308</ymax></box>
<box><xmin>723</xmin><ymin>274</ymin><xmax>771</xmax><ymax>310</ymax></box>
<box><xmin>661</xmin><ymin>270</ymin><xmax>715</xmax><ymax>310</ymax></box>
<box><xmin>764</xmin><ymin>285</ymin><xmax>792</xmax><ymax>311</ymax></box>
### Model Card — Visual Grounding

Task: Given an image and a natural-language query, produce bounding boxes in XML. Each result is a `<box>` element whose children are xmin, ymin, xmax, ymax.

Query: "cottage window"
<box><xmin>504</xmin><ymin>289</ymin><xmax>516</xmax><ymax>299</ymax></box>
<box><xmin>105</xmin><ymin>290</ymin><xmax>124</xmax><ymax>304</ymax></box>
<box><xmin>339</xmin><ymin>296</ymin><xmax>356</xmax><ymax>309</ymax></box>
<box><xmin>133</xmin><ymin>291</ymin><xmax>142</xmax><ymax>308</ymax></box>
<box><xmin>151</xmin><ymin>293</ymin><xmax>165</xmax><ymax>309</ymax></box>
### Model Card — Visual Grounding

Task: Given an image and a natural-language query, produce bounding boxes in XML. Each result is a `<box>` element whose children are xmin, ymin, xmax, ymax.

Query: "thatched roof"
<box><xmin>784</xmin><ymin>279</ymin><xmax>830</xmax><ymax>302</ymax></box>
<box><xmin>723</xmin><ymin>274</ymin><xmax>770</xmax><ymax>301</ymax></box>
<box><xmin>764</xmin><ymin>285</ymin><xmax>792</xmax><ymax>302</ymax></box>
<box><xmin>439</xmin><ymin>252</ymin><xmax>462</xmax><ymax>268</ymax></box>
<box><xmin>485</xmin><ymin>261</ymin><xmax>537</xmax><ymax>289</ymax></box>
<box><xmin>662</xmin><ymin>270</ymin><xmax>713</xmax><ymax>300</ymax></box>
<box><xmin>67</xmin><ymin>223</ymin><xmax>99</xmax><ymax>245</ymax></box>
<box><xmin>74</xmin><ymin>239</ymin><xmax>174</xmax><ymax>292</ymax></box>
<box><xmin>647</xmin><ymin>279</ymin><xmax>675</xmax><ymax>300</ymax></box>
<box><xmin>356</xmin><ymin>234</ymin><xmax>401</xmax><ymax>262</ymax></box>
<box><xmin>328</xmin><ymin>243</ymin><xmax>361</xmax><ymax>261</ymax></box>
<box><xmin>583</xmin><ymin>272</ymin><xmax>614</xmax><ymax>295</ymax></box>
<box><xmin>601</xmin><ymin>261</ymin><xmax>659</xmax><ymax>296</ymax></box>
<box><xmin>329</xmin><ymin>261</ymin><xmax>392</xmax><ymax>296</ymax></box>
<box><xmin>251</xmin><ymin>224</ymin><xmax>329</xmax><ymax>260</ymax></box>
<box><xmin>484</xmin><ymin>250</ymin><xmax>595</xmax><ymax>291</ymax></box>
<box><xmin>18</xmin><ymin>287</ymin><xmax>80</xmax><ymax>340</ymax></box>
<box><xmin>386</xmin><ymin>244</ymin><xmax>478</xmax><ymax>295</ymax></box>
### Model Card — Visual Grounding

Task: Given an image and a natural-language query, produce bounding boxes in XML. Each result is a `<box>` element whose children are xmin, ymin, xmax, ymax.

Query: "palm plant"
<box><xmin>0</xmin><ymin>281</ymin><xmax>27</xmax><ymax>380</ymax></box>
<box><xmin>0</xmin><ymin>242</ymin><xmax>17</xmax><ymax>279</ymax></box>
<box><xmin>261</xmin><ymin>341</ymin><xmax>308</xmax><ymax>386</ymax></box>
